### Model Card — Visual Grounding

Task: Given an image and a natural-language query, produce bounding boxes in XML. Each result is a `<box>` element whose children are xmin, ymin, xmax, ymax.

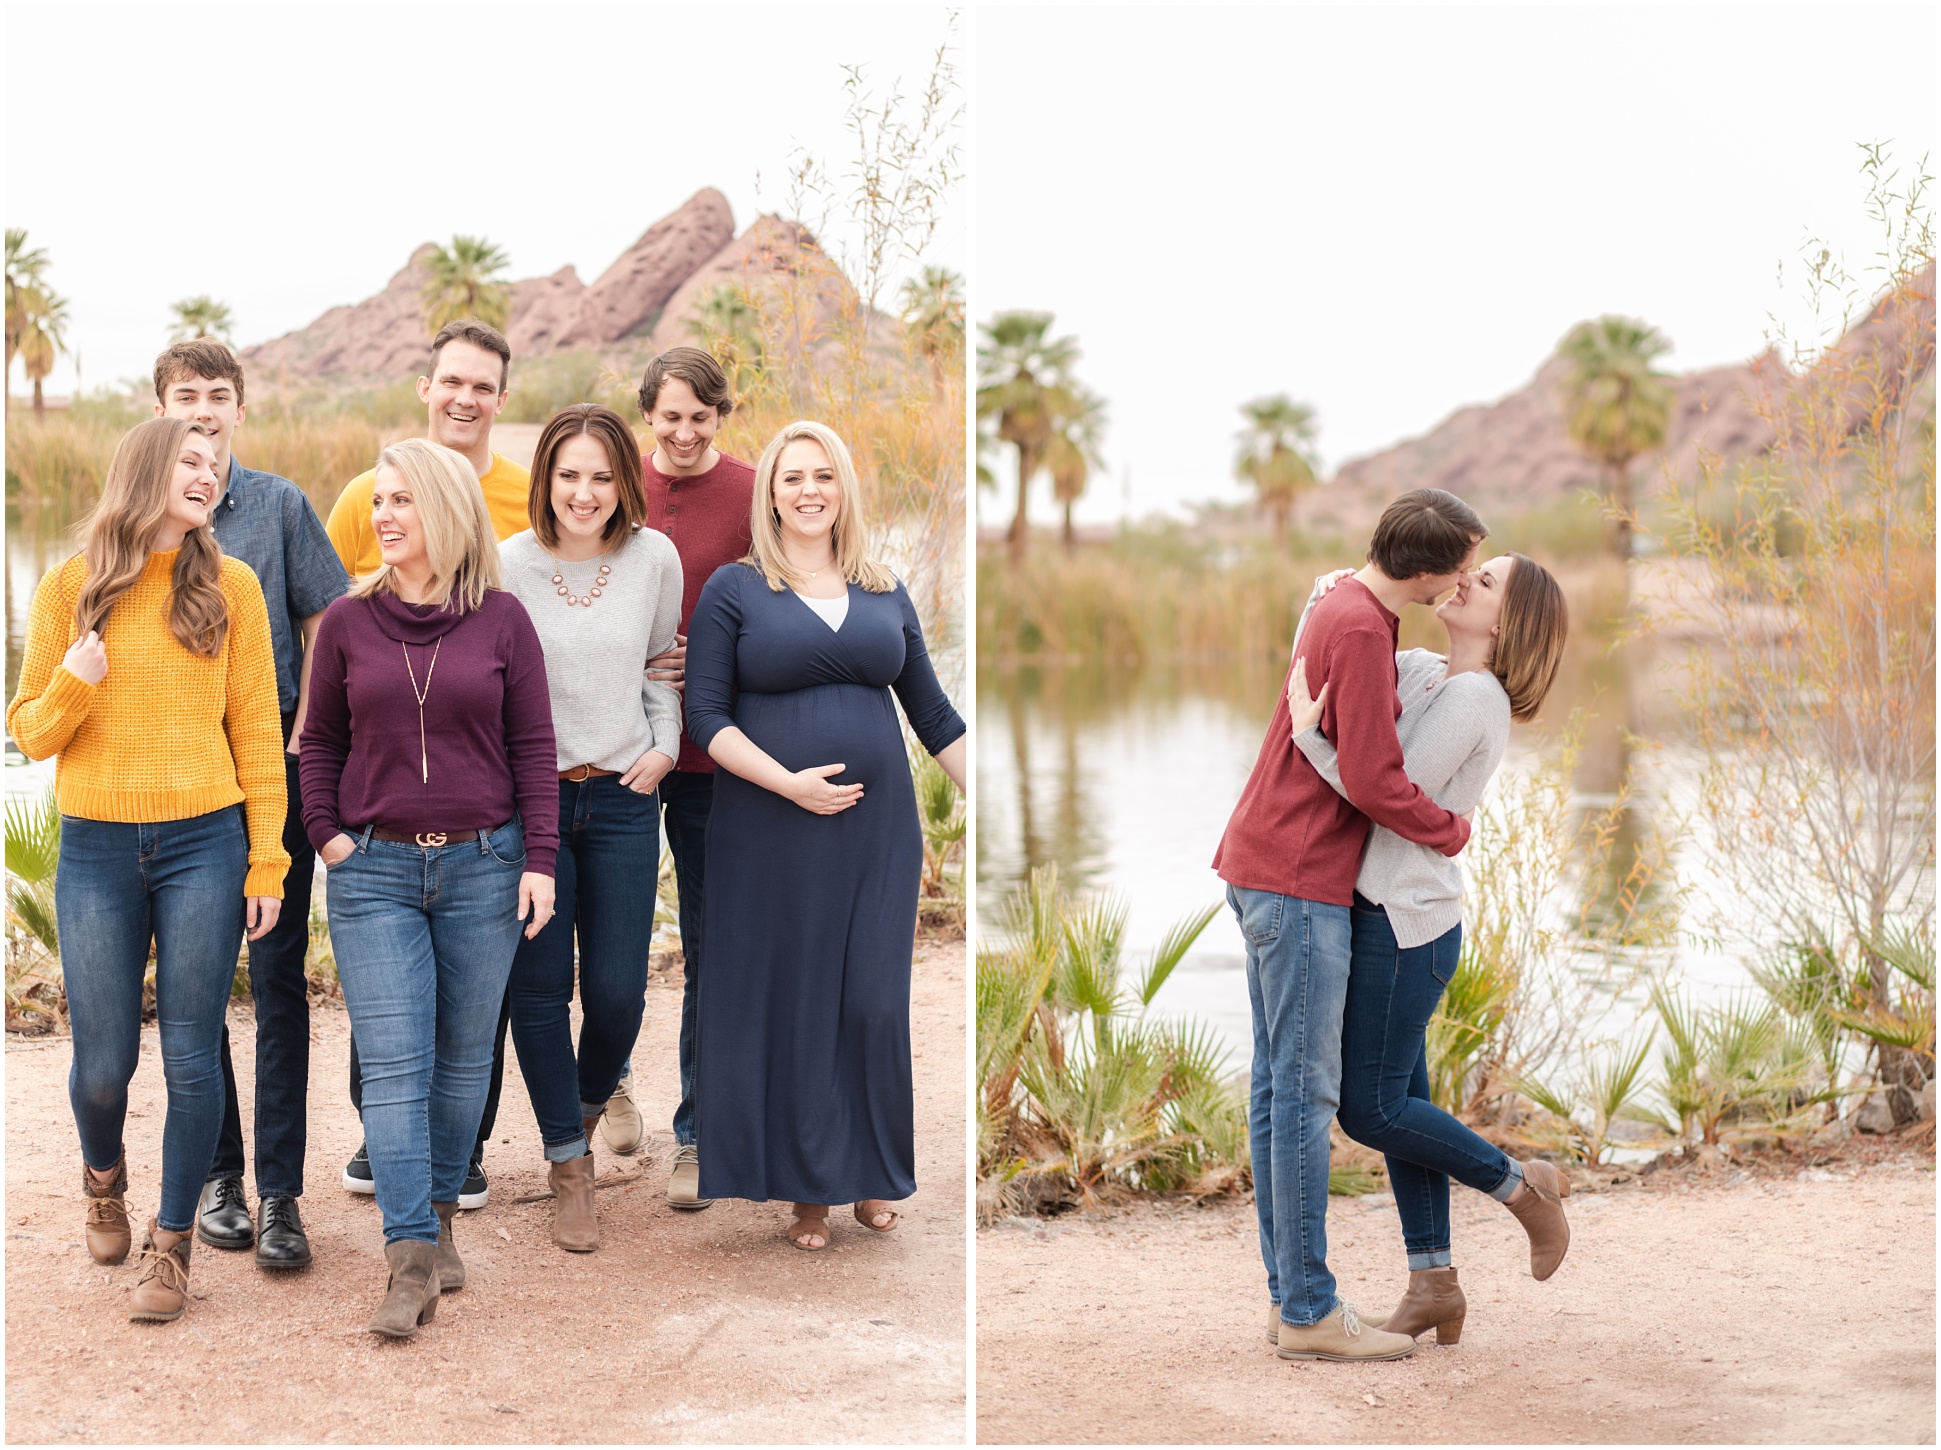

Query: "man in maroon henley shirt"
<box><xmin>616</xmin><ymin>347</ymin><xmax>756</xmax><ymax>1211</ymax></box>
<box><xmin>1214</xmin><ymin>488</ymin><xmax>1485</xmax><ymax>1361</ymax></box>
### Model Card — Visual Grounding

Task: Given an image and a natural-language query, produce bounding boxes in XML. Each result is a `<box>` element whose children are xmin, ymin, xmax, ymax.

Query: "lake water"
<box><xmin>974</xmin><ymin>631</ymin><xmax>1801</xmax><ymax>1075</ymax></box>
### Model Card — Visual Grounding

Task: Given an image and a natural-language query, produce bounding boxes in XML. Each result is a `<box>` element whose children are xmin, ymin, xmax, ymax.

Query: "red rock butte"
<box><xmin>238</xmin><ymin>188</ymin><xmax>859</xmax><ymax>389</ymax></box>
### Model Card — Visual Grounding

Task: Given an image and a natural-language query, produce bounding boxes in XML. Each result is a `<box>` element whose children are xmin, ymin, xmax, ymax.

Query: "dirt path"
<box><xmin>5</xmin><ymin>940</ymin><xmax>966</xmax><ymax>1445</ymax></box>
<box><xmin>977</xmin><ymin>1161</ymin><xmax>1935</xmax><ymax>1444</ymax></box>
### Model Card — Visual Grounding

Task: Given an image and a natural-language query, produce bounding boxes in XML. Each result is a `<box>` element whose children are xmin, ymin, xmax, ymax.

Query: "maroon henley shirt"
<box><xmin>1213</xmin><ymin>577</ymin><xmax>1470</xmax><ymax>906</ymax></box>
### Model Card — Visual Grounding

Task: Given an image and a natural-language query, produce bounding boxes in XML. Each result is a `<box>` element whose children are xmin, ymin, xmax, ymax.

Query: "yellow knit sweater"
<box><xmin>7</xmin><ymin>549</ymin><xmax>291</xmax><ymax>898</ymax></box>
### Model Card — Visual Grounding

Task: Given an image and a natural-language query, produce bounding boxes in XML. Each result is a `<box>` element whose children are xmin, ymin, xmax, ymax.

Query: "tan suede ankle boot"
<box><xmin>431</xmin><ymin>1201</ymin><xmax>465</xmax><ymax>1291</ymax></box>
<box><xmin>128</xmin><ymin>1221</ymin><xmax>193</xmax><ymax>1322</ymax></box>
<box><xmin>368</xmin><ymin>1240</ymin><xmax>440</xmax><ymax>1337</ymax></box>
<box><xmin>82</xmin><ymin>1155</ymin><xmax>130</xmax><ymax>1266</ymax></box>
<box><xmin>1505</xmin><ymin>1160</ymin><xmax>1571</xmax><ymax>1280</ymax></box>
<box><xmin>549</xmin><ymin>1154</ymin><xmax>599</xmax><ymax>1253</ymax></box>
<box><xmin>1364</xmin><ymin>1267</ymin><xmax>1467</xmax><ymax>1344</ymax></box>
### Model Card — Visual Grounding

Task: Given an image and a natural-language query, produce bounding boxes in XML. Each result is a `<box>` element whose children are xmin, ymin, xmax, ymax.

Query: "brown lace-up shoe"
<box><xmin>82</xmin><ymin>1156</ymin><xmax>131</xmax><ymax>1266</ymax></box>
<box><xmin>128</xmin><ymin>1221</ymin><xmax>193</xmax><ymax>1322</ymax></box>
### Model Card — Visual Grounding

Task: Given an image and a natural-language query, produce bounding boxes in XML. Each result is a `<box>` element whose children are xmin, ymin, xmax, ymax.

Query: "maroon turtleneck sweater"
<box><xmin>1214</xmin><ymin>576</ymin><xmax>1469</xmax><ymax>905</ymax></box>
<box><xmin>299</xmin><ymin>588</ymin><xmax>559</xmax><ymax>875</ymax></box>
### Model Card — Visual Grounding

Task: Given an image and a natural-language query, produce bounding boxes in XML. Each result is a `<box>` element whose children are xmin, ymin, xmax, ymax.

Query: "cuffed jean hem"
<box><xmin>543</xmin><ymin>1136</ymin><xmax>591</xmax><ymax>1163</ymax></box>
<box><xmin>1407</xmin><ymin>1248</ymin><xmax>1454</xmax><ymax>1270</ymax></box>
<box><xmin>579</xmin><ymin>1098</ymin><xmax>607</xmax><ymax>1119</ymax></box>
<box><xmin>1488</xmin><ymin>1158</ymin><xmax>1524</xmax><ymax>1203</ymax></box>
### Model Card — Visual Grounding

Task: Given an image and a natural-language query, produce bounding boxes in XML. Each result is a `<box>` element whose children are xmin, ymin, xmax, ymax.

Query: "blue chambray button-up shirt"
<box><xmin>210</xmin><ymin>458</ymin><xmax>350</xmax><ymax>717</ymax></box>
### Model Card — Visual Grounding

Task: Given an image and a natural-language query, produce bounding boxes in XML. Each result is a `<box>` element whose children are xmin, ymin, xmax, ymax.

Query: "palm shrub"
<box><xmin>978</xmin><ymin>864</ymin><xmax>1236</xmax><ymax>1213</ymax></box>
<box><xmin>1652</xmin><ymin>986</ymin><xmax>1836</xmax><ymax>1149</ymax></box>
<box><xmin>910</xmin><ymin>743</ymin><xmax>966</xmax><ymax>916</ymax></box>
<box><xmin>5</xmin><ymin>786</ymin><xmax>65</xmax><ymax>1032</ymax></box>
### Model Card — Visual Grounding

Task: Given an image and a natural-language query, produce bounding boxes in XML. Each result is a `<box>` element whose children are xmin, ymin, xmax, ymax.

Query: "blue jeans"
<box><xmin>1229</xmin><ymin>884</ymin><xmax>1352</xmax><ymax>1327</ymax></box>
<box><xmin>212</xmin><ymin>738</ymin><xmax>314</xmax><ymax>1197</ymax></box>
<box><xmin>509</xmin><ymin>776</ymin><xmax>659</xmax><ymax>1161</ymax></box>
<box><xmin>1336</xmin><ymin>899</ymin><xmax>1520</xmax><ymax>1267</ymax></box>
<box><xmin>326</xmin><ymin>820</ymin><xmax>527</xmax><ymax>1244</ymax></box>
<box><xmin>660</xmin><ymin>769</ymin><xmax>713</xmax><ymax>1146</ymax></box>
<box><xmin>58</xmin><ymin>806</ymin><xmax>249</xmax><ymax>1233</ymax></box>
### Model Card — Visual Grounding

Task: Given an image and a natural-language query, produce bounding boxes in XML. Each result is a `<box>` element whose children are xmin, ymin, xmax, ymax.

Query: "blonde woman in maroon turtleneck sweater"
<box><xmin>299</xmin><ymin>438</ymin><xmax>557</xmax><ymax>1338</ymax></box>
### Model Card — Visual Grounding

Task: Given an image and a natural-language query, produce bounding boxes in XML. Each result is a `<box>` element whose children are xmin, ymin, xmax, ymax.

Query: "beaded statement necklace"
<box><xmin>551</xmin><ymin>554</ymin><xmax>612</xmax><ymax>608</ymax></box>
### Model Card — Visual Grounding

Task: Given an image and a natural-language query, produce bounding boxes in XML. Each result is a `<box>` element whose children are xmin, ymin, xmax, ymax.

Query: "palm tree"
<box><xmin>169</xmin><ymin>294</ymin><xmax>235</xmax><ymax>343</ymax></box>
<box><xmin>1557</xmin><ymin>316</ymin><xmax>1673</xmax><ymax>561</ymax></box>
<box><xmin>419</xmin><ymin>235</ymin><xmax>511</xmax><ymax>335</ymax></box>
<box><xmin>17</xmin><ymin>285</ymin><xmax>69</xmax><ymax>413</ymax></box>
<box><xmin>6</xmin><ymin>228</ymin><xmax>50</xmax><ymax>393</ymax></box>
<box><xmin>977</xmin><ymin>311</ymin><xmax>1081</xmax><ymax>555</ymax></box>
<box><xmin>1234</xmin><ymin>395</ymin><xmax>1321</xmax><ymax>545</ymax></box>
<box><xmin>899</xmin><ymin>266</ymin><xmax>965</xmax><ymax>371</ymax></box>
<box><xmin>687</xmin><ymin>282</ymin><xmax>766</xmax><ymax>393</ymax></box>
<box><xmin>1047</xmin><ymin>387</ymin><xmax>1108</xmax><ymax>552</ymax></box>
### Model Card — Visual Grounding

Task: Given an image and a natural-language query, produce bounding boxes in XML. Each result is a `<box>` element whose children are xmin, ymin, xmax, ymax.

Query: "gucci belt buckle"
<box><xmin>415</xmin><ymin>831</ymin><xmax>448</xmax><ymax>848</ymax></box>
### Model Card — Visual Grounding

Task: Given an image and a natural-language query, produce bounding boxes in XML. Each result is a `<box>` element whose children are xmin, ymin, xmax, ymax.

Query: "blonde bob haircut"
<box><xmin>744</xmin><ymin>420</ymin><xmax>896</xmax><ymax>594</ymax></box>
<box><xmin>349</xmin><ymin>438</ymin><xmax>502</xmax><ymax>611</ymax></box>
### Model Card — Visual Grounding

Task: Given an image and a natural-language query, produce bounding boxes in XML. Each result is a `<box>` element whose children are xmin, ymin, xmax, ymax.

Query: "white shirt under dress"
<box><xmin>499</xmin><ymin>525</ymin><xmax>685</xmax><ymax>772</ymax></box>
<box><xmin>792</xmin><ymin>589</ymin><xmax>850</xmax><ymax>632</ymax></box>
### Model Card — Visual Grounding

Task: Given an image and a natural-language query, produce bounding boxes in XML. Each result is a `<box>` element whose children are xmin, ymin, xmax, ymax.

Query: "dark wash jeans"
<box><xmin>211</xmin><ymin>738</ymin><xmax>313</xmax><ymax>1197</ymax></box>
<box><xmin>1336</xmin><ymin>897</ymin><xmax>1517</xmax><ymax>1265</ymax></box>
<box><xmin>509</xmin><ymin>775</ymin><xmax>659</xmax><ymax>1159</ymax></box>
<box><xmin>660</xmin><ymin>769</ymin><xmax>713</xmax><ymax>1146</ymax></box>
<box><xmin>326</xmin><ymin>821</ymin><xmax>526</xmax><ymax>1244</ymax></box>
<box><xmin>1229</xmin><ymin>883</ymin><xmax>1352</xmax><ymax>1328</ymax></box>
<box><xmin>58</xmin><ymin>806</ymin><xmax>249</xmax><ymax>1232</ymax></box>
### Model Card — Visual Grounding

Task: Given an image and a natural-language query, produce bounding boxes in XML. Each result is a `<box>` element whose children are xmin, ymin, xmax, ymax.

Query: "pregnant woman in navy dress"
<box><xmin>684</xmin><ymin>420</ymin><xmax>966</xmax><ymax>1250</ymax></box>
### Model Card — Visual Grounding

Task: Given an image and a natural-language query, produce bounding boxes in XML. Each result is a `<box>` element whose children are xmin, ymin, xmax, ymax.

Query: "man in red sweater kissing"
<box><xmin>1214</xmin><ymin>488</ymin><xmax>1486</xmax><ymax>1362</ymax></box>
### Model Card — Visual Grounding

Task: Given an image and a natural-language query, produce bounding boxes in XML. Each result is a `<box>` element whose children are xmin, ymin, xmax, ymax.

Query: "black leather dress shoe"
<box><xmin>254</xmin><ymin>1195</ymin><xmax>313</xmax><ymax>1269</ymax></box>
<box><xmin>195</xmin><ymin>1176</ymin><xmax>254</xmax><ymax>1250</ymax></box>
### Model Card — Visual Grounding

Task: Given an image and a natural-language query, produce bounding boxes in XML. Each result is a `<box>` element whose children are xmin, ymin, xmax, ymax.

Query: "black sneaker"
<box><xmin>457</xmin><ymin>1158</ymin><xmax>488</xmax><ymax>1210</ymax></box>
<box><xmin>342</xmin><ymin>1142</ymin><xmax>376</xmax><ymax>1195</ymax></box>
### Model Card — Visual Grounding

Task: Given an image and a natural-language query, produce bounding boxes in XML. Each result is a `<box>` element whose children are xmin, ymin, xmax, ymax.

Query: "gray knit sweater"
<box><xmin>499</xmin><ymin>526</ymin><xmax>684</xmax><ymax>773</ymax></box>
<box><xmin>1291</xmin><ymin>588</ymin><xmax>1510</xmax><ymax>948</ymax></box>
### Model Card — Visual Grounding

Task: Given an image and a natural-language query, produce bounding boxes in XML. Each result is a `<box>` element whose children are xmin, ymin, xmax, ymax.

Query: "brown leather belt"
<box><xmin>363</xmin><ymin>827</ymin><xmax>481</xmax><ymax>847</ymax></box>
<box><xmin>560</xmin><ymin>764</ymin><xmax>618</xmax><ymax>781</ymax></box>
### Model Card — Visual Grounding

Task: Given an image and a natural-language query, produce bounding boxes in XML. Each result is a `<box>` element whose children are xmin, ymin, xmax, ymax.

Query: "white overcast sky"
<box><xmin>978</xmin><ymin>4</ymin><xmax>1937</xmax><ymax>526</ymax></box>
<box><xmin>4</xmin><ymin>3</ymin><xmax>963</xmax><ymax>399</ymax></box>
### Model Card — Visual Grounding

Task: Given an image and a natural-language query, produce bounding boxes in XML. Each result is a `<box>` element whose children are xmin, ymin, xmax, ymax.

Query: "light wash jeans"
<box><xmin>1229</xmin><ymin>883</ymin><xmax>1352</xmax><ymax>1328</ymax></box>
<box><xmin>326</xmin><ymin>820</ymin><xmax>526</xmax><ymax>1244</ymax></box>
<box><xmin>58</xmin><ymin>806</ymin><xmax>249</xmax><ymax>1232</ymax></box>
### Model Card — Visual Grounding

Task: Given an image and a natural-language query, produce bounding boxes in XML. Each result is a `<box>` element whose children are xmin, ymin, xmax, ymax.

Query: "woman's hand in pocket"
<box><xmin>620</xmin><ymin>748</ymin><xmax>676</xmax><ymax>795</ymax></box>
<box><xmin>319</xmin><ymin>833</ymin><xmax>356</xmax><ymax>867</ymax></box>
<box><xmin>518</xmin><ymin>872</ymin><xmax>556</xmax><ymax>939</ymax></box>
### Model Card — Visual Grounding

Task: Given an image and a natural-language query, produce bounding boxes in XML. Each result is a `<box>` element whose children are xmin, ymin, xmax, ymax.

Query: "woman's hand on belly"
<box><xmin>785</xmin><ymin>763</ymin><xmax>864</xmax><ymax>815</ymax></box>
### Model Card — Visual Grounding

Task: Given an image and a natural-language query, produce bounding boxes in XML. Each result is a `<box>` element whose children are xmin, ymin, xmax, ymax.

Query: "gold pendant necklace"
<box><xmin>401</xmin><ymin>638</ymin><xmax>441</xmax><ymax>783</ymax></box>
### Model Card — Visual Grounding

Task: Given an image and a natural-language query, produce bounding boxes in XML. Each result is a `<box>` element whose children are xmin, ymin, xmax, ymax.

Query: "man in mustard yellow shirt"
<box><xmin>326</xmin><ymin>318</ymin><xmax>529</xmax><ymax>1207</ymax></box>
<box><xmin>324</xmin><ymin>319</ymin><xmax>531</xmax><ymax>573</ymax></box>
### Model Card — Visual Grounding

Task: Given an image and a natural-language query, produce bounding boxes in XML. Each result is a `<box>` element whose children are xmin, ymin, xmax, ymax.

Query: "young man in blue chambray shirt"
<box><xmin>153</xmin><ymin>339</ymin><xmax>349</xmax><ymax>1270</ymax></box>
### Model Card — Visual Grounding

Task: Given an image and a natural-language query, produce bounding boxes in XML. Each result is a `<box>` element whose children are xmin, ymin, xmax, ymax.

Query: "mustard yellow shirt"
<box><xmin>325</xmin><ymin>451</ymin><xmax>532</xmax><ymax>575</ymax></box>
<box><xmin>7</xmin><ymin>550</ymin><xmax>292</xmax><ymax>898</ymax></box>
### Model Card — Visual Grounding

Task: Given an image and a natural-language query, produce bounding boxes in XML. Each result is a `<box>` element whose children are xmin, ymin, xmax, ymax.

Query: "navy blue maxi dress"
<box><xmin>684</xmin><ymin>563</ymin><xmax>965</xmax><ymax>1204</ymax></box>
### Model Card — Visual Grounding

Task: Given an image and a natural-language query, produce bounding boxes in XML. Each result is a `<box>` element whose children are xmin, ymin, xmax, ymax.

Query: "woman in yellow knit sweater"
<box><xmin>7</xmin><ymin>417</ymin><xmax>288</xmax><ymax>1325</ymax></box>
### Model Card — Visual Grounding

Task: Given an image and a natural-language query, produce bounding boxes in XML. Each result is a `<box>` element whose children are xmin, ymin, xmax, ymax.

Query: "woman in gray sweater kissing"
<box><xmin>1285</xmin><ymin>553</ymin><xmax>1568</xmax><ymax>1348</ymax></box>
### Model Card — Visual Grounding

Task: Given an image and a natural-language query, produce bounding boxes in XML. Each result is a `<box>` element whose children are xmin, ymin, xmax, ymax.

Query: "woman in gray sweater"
<box><xmin>499</xmin><ymin>405</ymin><xmax>683</xmax><ymax>1254</ymax></box>
<box><xmin>1285</xmin><ymin>553</ymin><xmax>1568</xmax><ymax>1347</ymax></box>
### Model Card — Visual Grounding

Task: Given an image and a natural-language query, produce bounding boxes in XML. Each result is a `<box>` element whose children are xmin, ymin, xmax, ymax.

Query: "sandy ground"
<box><xmin>5</xmin><ymin>939</ymin><xmax>966</xmax><ymax>1445</ymax></box>
<box><xmin>977</xmin><ymin>1159</ymin><xmax>1935</xmax><ymax>1445</ymax></box>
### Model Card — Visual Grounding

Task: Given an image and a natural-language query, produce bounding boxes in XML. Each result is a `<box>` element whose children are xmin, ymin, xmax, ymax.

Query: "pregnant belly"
<box><xmin>733</xmin><ymin>684</ymin><xmax>906</xmax><ymax>789</ymax></box>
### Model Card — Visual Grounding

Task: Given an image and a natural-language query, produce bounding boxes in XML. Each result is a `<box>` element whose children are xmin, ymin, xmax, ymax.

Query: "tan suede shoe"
<box><xmin>1365</xmin><ymin>1267</ymin><xmax>1467</xmax><ymax>1344</ymax></box>
<box><xmin>549</xmin><ymin>1154</ymin><xmax>600</xmax><ymax>1253</ymax></box>
<box><xmin>128</xmin><ymin>1222</ymin><xmax>193</xmax><ymax>1322</ymax></box>
<box><xmin>431</xmin><ymin>1201</ymin><xmax>464</xmax><ymax>1292</ymax></box>
<box><xmin>667</xmin><ymin>1142</ymin><xmax>713</xmax><ymax>1210</ymax></box>
<box><xmin>599</xmin><ymin>1075</ymin><xmax>644</xmax><ymax>1155</ymax></box>
<box><xmin>1275</xmin><ymin>1302</ymin><xmax>1417</xmax><ymax>1361</ymax></box>
<box><xmin>1505</xmin><ymin>1159</ymin><xmax>1571</xmax><ymax>1280</ymax></box>
<box><xmin>82</xmin><ymin>1156</ymin><xmax>130</xmax><ymax>1266</ymax></box>
<box><xmin>368</xmin><ymin>1240</ymin><xmax>440</xmax><ymax>1338</ymax></box>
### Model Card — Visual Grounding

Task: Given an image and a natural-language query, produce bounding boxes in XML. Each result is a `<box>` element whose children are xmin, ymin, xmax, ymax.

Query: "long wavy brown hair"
<box><xmin>75</xmin><ymin>417</ymin><xmax>229</xmax><ymax>658</ymax></box>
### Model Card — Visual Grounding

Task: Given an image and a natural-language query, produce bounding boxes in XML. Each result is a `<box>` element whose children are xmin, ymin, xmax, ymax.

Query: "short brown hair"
<box><xmin>153</xmin><ymin>339</ymin><xmax>246</xmax><ymax>407</ymax></box>
<box><xmin>428</xmin><ymin>319</ymin><xmax>511</xmax><ymax>393</ymax></box>
<box><xmin>1493</xmin><ymin>553</ymin><xmax>1568</xmax><ymax>722</ymax></box>
<box><xmin>636</xmin><ymin>346</ymin><xmax>735</xmax><ymax>419</ymax></box>
<box><xmin>1367</xmin><ymin>488</ymin><xmax>1488</xmax><ymax>579</ymax></box>
<box><xmin>527</xmin><ymin>404</ymin><xmax>647</xmax><ymax>550</ymax></box>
